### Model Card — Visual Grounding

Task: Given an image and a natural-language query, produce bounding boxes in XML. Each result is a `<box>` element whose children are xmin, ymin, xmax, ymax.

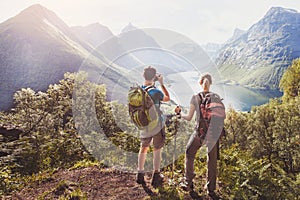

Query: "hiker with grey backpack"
<box><xmin>128</xmin><ymin>66</ymin><xmax>170</xmax><ymax>188</ymax></box>
<box><xmin>175</xmin><ymin>73</ymin><xmax>225</xmax><ymax>199</ymax></box>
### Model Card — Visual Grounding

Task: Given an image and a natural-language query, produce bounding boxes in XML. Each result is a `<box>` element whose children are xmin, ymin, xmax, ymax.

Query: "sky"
<box><xmin>0</xmin><ymin>0</ymin><xmax>300</xmax><ymax>44</ymax></box>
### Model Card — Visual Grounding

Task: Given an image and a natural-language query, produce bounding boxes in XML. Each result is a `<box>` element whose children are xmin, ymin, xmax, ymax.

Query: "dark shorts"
<box><xmin>140</xmin><ymin>127</ymin><xmax>165</xmax><ymax>149</ymax></box>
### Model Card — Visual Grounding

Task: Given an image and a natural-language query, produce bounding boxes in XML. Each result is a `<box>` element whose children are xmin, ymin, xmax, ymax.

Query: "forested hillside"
<box><xmin>0</xmin><ymin>59</ymin><xmax>299</xmax><ymax>199</ymax></box>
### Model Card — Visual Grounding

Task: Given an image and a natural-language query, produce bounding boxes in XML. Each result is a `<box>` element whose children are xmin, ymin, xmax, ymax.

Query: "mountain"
<box><xmin>71</xmin><ymin>23</ymin><xmax>143</xmax><ymax>70</ymax></box>
<box><xmin>71</xmin><ymin>23</ymin><xmax>114</xmax><ymax>48</ymax></box>
<box><xmin>121</xmin><ymin>22</ymin><xmax>137</xmax><ymax>33</ymax></box>
<box><xmin>94</xmin><ymin>23</ymin><xmax>188</xmax><ymax>74</ymax></box>
<box><xmin>116</xmin><ymin>26</ymin><xmax>170</xmax><ymax>73</ymax></box>
<box><xmin>225</xmin><ymin>28</ymin><xmax>246</xmax><ymax>44</ymax></box>
<box><xmin>216</xmin><ymin>7</ymin><xmax>300</xmax><ymax>89</ymax></box>
<box><xmin>75</xmin><ymin>23</ymin><xmax>144</xmax><ymax>70</ymax></box>
<box><xmin>0</xmin><ymin>4</ymin><xmax>131</xmax><ymax>110</ymax></box>
<box><xmin>112</xmin><ymin>25</ymin><xmax>199</xmax><ymax>74</ymax></box>
<box><xmin>168</xmin><ymin>42</ymin><xmax>216</xmax><ymax>73</ymax></box>
<box><xmin>201</xmin><ymin>42</ymin><xmax>223</xmax><ymax>61</ymax></box>
<box><xmin>118</xmin><ymin>23</ymin><xmax>161</xmax><ymax>51</ymax></box>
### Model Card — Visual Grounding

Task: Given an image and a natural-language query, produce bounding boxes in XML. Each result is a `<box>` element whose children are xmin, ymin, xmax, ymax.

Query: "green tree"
<box><xmin>9</xmin><ymin>72</ymin><xmax>95</xmax><ymax>174</ymax></box>
<box><xmin>223</xmin><ymin>107</ymin><xmax>249</xmax><ymax>149</ymax></box>
<box><xmin>280</xmin><ymin>58</ymin><xmax>300</xmax><ymax>101</ymax></box>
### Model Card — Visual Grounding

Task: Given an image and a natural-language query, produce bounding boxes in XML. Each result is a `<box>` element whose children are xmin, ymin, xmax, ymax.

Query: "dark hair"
<box><xmin>199</xmin><ymin>73</ymin><xmax>212</xmax><ymax>85</ymax></box>
<box><xmin>144</xmin><ymin>66</ymin><xmax>156</xmax><ymax>80</ymax></box>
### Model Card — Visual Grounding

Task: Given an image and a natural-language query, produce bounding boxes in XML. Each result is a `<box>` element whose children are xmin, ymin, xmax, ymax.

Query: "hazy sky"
<box><xmin>0</xmin><ymin>0</ymin><xmax>299</xmax><ymax>44</ymax></box>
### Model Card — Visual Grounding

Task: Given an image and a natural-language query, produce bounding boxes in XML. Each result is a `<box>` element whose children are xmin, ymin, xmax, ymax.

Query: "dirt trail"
<box><xmin>6</xmin><ymin>167</ymin><xmax>149</xmax><ymax>200</ymax></box>
<box><xmin>4</xmin><ymin>166</ymin><xmax>212</xmax><ymax>200</ymax></box>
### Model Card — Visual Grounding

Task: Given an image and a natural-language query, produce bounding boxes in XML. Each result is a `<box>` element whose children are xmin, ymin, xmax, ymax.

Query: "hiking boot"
<box><xmin>136</xmin><ymin>172</ymin><xmax>146</xmax><ymax>185</ymax></box>
<box><xmin>151</xmin><ymin>172</ymin><xmax>164</xmax><ymax>188</ymax></box>
<box><xmin>180</xmin><ymin>180</ymin><xmax>194</xmax><ymax>192</ymax></box>
<box><xmin>208</xmin><ymin>191</ymin><xmax>221</xmax><ymax>200</ymax></box>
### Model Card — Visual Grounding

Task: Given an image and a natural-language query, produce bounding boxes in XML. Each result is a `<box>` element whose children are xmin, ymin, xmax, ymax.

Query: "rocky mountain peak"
<box><xmin>251</xmin><ymin>7</ymin><xmax>300</xmax><ymax>35</ymax></box>
<box><xmin>232</xmin><ymin>28</ymin><xmax>245</xmax><ymax>39</ymax></box>
<box><xmin>265</xmin><ymin>7</ymin><xmax>298</xmax><ymax>17</ymax></box>
<box><xmin>13</xmin><ymin>4</ymin><xmax>58</xmax><ymax>23</ymax></box>
<box><xmin>216</xmin><ymin>7</ymin><xmax>300</xmax><ymax>89</ymax></box>
<box><xmin>71</xmin><ymin>22</ymin><xmax>114</xmax><ymax>47</ymax></box>
<box><xmin>2</xmin><ymin>3</ymin><xmax>72</xmax><ymax>39</ymax></box>
<box><xmin>85</xmin><ymin>23</ymin><xmax>112</xmax><ymax>32</ymax></box>
<box><xmin>225</xmin><ymin>28</ymin><xmax>246</xmax><ymax>44</ymax></box>
<box><xmin>121</xmin><ymin>22</ymin><xmax>137</xmax><ymax>33</ymax></box>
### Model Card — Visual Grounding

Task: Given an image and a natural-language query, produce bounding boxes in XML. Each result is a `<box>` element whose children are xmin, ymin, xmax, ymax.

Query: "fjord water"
<box><xmin>166</xmin><ymin>71</ymin><xmax>283</xmax><ymax>111</ymax></box>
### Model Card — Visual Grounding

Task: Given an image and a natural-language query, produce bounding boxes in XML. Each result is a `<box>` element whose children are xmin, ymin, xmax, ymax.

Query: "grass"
<box><xmin>68</xmin><ymin>159</ymin><xmax>103</xmax><ymax>170</ymax></box>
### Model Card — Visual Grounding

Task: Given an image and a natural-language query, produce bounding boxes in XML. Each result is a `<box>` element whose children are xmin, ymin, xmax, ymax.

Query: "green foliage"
<box><xmin>224</xmin><ymin>97</ymin><xmax>300</xmax><ymax>173</ymax></box>
<box><xmin>37</xmin><ymin>180</ymin><xmax>87</xmax><ymax>200</ymax></box>
<box><xmin>0</xmin><ymin>166</ymin><xmax>19</xmax><ymax>195</ymax></box>
<box><xmin>220</xmin><ymin>66</ymin><xmax>300</xmax><ymax>199</ymax></box>
<box><xmin>67</xmin><ymin>188</ymin><xmax>87</xmax><ymax>200</ymax></box>
<box><xmin>8</xmin><ymin>73</ymin><xmax>91</xmax><ymax>175</ymax></box>
<box><xmin>1</xmin><ymin>71</ymin><xmax>150</xmax><ymax>194</ymax></box>
<box><xmin>219</xmin><ymin>61</ymin><xmax>300</xmax><ymax>199</ymax></box>
<box><xmin>223</xmin><ymin>107</ymin><xmax>249</xmax><ymax>148</ymax></box>
<box><xmin>149</xmin><ymin>186</ymin><xmax>182</xmax><ymax>200</ymax></box>
<box><xmin>1</xmin><ymin>60</ymin><xmax>300</xmax><ymax>199</ymax></box>
<box><xmin>219</xmin><ymin>146</ymin><xmax>300</xmax><ymax>199</ymax></box>
<box><xmin>280</xmin><ymin>58</ymin><xmax>300</xmax><ymax>101</ymax></box>
<box><xmin>69</xmin><ymin>159</ymin><xmax>104</xmax><ymax>170</ymax></box>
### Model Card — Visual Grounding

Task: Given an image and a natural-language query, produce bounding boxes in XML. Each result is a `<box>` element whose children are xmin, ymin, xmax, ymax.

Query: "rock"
<box><xmin>216</xmin><ymin>7</ymin><xmax>300</xmax><ymax>89</ymax></box>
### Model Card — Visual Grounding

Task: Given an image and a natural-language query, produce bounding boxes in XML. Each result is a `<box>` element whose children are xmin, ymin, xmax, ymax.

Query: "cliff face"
<box><xmin>216</xmin><ymin>7</ymin><xmax>300</xmax><ymax>89</ymax></box>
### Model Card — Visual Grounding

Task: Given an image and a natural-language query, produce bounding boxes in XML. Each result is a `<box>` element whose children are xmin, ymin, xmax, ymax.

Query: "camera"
<box><xmin>154</xmin><ymin>73</ymin><xmax>160</xmax><ymax>82</ymax></box>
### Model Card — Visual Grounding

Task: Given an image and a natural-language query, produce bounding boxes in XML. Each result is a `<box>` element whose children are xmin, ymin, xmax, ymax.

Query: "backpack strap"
<box><xmin>197</xmin><ymin>92</ymin><xmax>202</xmax><ymax>106</ymax></box>
<box><xmin>198</xmin><ymin>92</ymin><xmax>204</xmax><ymax>104</ymax></box>
<box><xmin>144</xmin><ymin>85</ymin><xmax>155</xmax><ymax>92</ymax></box>
<box><xmin>199</xmin><ymin>91</ymin><xmax>212</xmax><ymax>104</ymax></box>
<box><xmin>142</xmin><ymin>85</ymin><xmax>158</xmax><ymax>113</ymax></box>
<box><xmin>197</xmin><ymin>92</ymin><xmax>211</xmax><ymax>128</ymax></box>
<box><xmin>195</xmin><ymin>92</ymin><xmax>204</xmax><ymax>130</ymax></box>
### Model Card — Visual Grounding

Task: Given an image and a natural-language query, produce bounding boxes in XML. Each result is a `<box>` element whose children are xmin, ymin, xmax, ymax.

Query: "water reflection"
<box><xmin>166</xmin><ymin>71</ymin><xmax>282</xmax><ymax>111</ymax></box>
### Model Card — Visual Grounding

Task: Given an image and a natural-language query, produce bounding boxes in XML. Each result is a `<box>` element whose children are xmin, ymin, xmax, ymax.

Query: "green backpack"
<box><xmin>128</xmin><ymin>85</ymin><xmax>159</xmax><ymax>130</ymax></box>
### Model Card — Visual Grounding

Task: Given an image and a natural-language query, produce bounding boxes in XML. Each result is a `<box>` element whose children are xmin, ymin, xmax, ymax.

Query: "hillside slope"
<box><xmin>217</xmin><ymin>7</ymin><xmax>300</xmax><ymax>89</ymax></box>
<box><xmin>0</xmin><ymin>4</ymin><xmax>131</xmax><ymax>110</ymax></box>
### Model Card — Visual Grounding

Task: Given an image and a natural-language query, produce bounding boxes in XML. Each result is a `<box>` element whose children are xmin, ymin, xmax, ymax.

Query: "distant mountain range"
<box><xmin>1</xmin><ymin>4</ymin><xmax>299</xmax><ymax>110</ymax></box>
<box><xmin>0</xmin><ymin>5</ymin><xmax>141</xmax><ymax>110</ymax></box>
<box><xmin>71</xmin><ymin>23</ymin><xmax>114</xmax><ymax>48</ymax></box>
<box><xmin>0</xmin><ymin>4</ymin><xmax>200</xmax><ymax>110</ymax></box>
<box><xmin>216</xmin><ymin>7</ymin><xmax>300</xmax><ymax>89</ymax></box>
<box><xmin>201</xmin><ymin>43</ymin><xmax>224</xmax><ymax>61</ymax></box>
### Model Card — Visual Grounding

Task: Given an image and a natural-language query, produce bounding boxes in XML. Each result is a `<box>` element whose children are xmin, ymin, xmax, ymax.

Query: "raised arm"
<box><xmin>157</xmin><ymin>74</ymin><xmax>170</xmax><ymax>102</ymax></box>
<box><xmin>161</xmin><ymin>84</ymin><xmax>170</xmax><ymax>102</ymax></box>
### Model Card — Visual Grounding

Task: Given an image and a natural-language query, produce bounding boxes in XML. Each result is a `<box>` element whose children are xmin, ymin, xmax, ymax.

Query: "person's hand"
<box><xmin>157</xmin><ymin>74</ymin><xmax>164</xmax><ymax>85</ymax></box>
<box><xmin>175</xmin><ymin>105</ymin><xmax>182</xmax><ymax>119</ymax></box>
<box><xmin>175</xmin><ymin>105</ymin><xmax>181</xmax><ymax>114</ymax></box>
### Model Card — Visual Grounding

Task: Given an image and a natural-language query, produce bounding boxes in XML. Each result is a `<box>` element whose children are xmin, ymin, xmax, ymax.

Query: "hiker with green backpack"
<box><xmin>175</xmin><ymin>73</ymin><xmax>225</xmax><ymax>199</ymax></box>
<box><xmin>128</xmin><ymin>66</ymin><xmax>170</xmax><ymax>188</ymax></box>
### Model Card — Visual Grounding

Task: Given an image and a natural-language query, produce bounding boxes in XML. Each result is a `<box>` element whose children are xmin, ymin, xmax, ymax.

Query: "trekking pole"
<box><xmin>172</xmin><ymin>106</ymin><xmax>181</xmax><ymax>179</ymax></box>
